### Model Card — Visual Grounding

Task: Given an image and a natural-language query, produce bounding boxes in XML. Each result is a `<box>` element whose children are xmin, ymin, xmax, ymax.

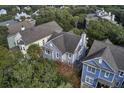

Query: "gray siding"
<box><xmin>7</xmin><ymin>35</ymin><xmax>16</xmax><ymax>48</ymax></box>
<box><xmin>43</xmin><ymin>41</ymin><xmax>62</xmax><ymax>61</ymax></box>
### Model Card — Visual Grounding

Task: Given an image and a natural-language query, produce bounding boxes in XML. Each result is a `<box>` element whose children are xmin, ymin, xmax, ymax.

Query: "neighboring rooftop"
<box><xmin>84</xmin><ymin>39</ymin><xmax>124</xmax><ymax>71</ymax></box>
<box><xmin>20</xmin><ymin>21</ymin><xmax>63</xmax><ymax>45</ymax></box>
<box><xmin>0</xmin><ymin>19</ymin><xmax>18</xmax><ymax>27</ymax></box>
<box><xmin>48</xmin><ymin>32</ymin><xmax>81</xmax><ymax>54</ymax></box>
<box><xmin>7</xmin><ymin>19</ymin><xmax>36</xmax><ymax>35</ymax></box>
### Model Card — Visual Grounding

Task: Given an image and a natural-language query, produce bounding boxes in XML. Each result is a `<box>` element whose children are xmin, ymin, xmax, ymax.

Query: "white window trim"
<box><xmin>45</xmin><ymin>50</ymin><xmax>50</xmax><ymax>55</ymax></box>
<box><xmin>85</xmin><ymin>75</ymin><xmax>94</xmax><ymax>85</ymax></box>
<box><xmin>104</xmin><ymin>71</ymin><xmax>110</xmax><ymax>78</ymax></box>
<box><xmin>68</xmin><ymin>53</ymin><xmax>71</xmax><ymax>58</ymax></box>
<box><xmin>119</xmin><ymin>71</ymin><xmax>124</xmax><ymax>77</ymax></box>
<box><xmin>87</xmin><ymin>66</ymin><xmax>96</xmax><ymax>74</ymax></box>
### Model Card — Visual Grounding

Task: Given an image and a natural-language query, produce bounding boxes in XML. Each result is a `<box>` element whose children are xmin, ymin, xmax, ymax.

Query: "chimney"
<box><xmin>81</xmin><ymin>32</ymin><xmax>88</xmax><ymax>47</ymax></box>
<box><xmin>6</xmin><ymin>23</ymin><xmax>10</xmax><ymax>26</ymax></box>
<box><xmin>108</xmin><ymin>12</ymin><xmax>111</xmax><ymax>16</ymax></box>
<box><xmin>21</xmin><ymin>25</ymin><xmax>25</xmax><ymax>31</ymax></box>
<box><xmin>111</xmin><ymin>15</ymin><xmax>115</xmax><ymax>21</ymax></box>
<box><xmin>99</xmin><ymin>59</ymin><xmax>102</xmax><ymax>64</ymax></box>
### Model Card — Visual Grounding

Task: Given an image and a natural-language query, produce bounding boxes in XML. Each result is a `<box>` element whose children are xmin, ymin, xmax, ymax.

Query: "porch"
<box><xmin>96</xmin><ymin>79</ymin><xmax>114</xmax><ymax>88</ymax></box>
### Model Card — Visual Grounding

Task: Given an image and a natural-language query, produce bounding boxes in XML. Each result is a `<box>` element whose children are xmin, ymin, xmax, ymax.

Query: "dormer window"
<box><xmin>104</xmin><ymin>72</ymin><xmax>110</xmax><ymax>78</ymax></box>
<box><xmin>50</xmin><ymin>43</ymin><xmax>53</xmax><ymax>47</ymax></box>
<box><xmin>56</xmin><ymin>53</ymin><xmax>59</xmax><ymax>58</ymax></box>
<box><xmin>87</xmin><ymin>66</ymin><xmax>96</xmax><ymax>74</ymax></box>
<box><xmin>43</xmin><ymin>40</ymin><xmax>45</xmax><ymax>45</ymax></box>
<box><xmin>45</xmin><ymin>50</ymin><xmax>50</xmax><ymax>54</ymax></box>
<box><xmin>68</xmin><ymin>53</ymin><xmax>71</xmax><ymax>58</ymax></box>
<box><xmin>119</xmin><ymin>71</ymin><xmax>124</xmax><ymax>77</ymax></box>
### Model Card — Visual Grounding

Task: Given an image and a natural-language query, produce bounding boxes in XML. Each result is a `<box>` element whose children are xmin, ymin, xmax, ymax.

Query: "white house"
<box><xmin>24</xmin><ymin>6</ymin><xmax>31</xmax><ymax>11</ymax></box>
<box><xmin>95</xmin><ymin>8</ymin><xmax>116</xmax><ymax>23</ymax></box>
<box><xmin>0</xmin><ymin>9</ymin><xmax>7</xmax><ymax>15</ymax></box>
<box><xmin>86</xmin><ymin>8</ymin><xmax>117</xmax><ymax>25</ymax></box>
<box><xmin>15</xmin><ymin>12</ymin><xmax>31</xmax><ymax>21</ymax></box>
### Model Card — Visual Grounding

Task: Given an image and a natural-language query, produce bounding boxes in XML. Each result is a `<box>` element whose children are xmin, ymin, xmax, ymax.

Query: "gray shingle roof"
<box><xmin>7</xmin><ymin>20</ymin><xmax>36</xmax><ymax>35</ymax></box>
<box><xmin>20</xmin><ymin>21</ymin><xmax>63</xmax><ymax>45</ymax></box>
<box><xmin>85</xmin><ymin>39</ymin><xmax>124</xmax><ymax>71</ymax></box>
<box><xmin>49</xmin><ymin>32</ymin><xmax>81</xmax><ymax>54</ymax></box>
<box><xmin>0</xmin><ymin>19</ymin><xmax>18</xmax><ymax>26</ymax></box>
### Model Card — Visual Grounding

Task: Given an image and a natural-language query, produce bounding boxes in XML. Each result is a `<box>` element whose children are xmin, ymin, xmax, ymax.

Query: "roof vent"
<box><xmin>99</xmin><ymin>59</ymin><xmax>102</xmax><ymax>64</ymax></box>
<box><xmin>21</xmin><ymin>25</ymin><xmax>25</xmax><ymax>31</ymax></box>
<box><xmin>6</xmin><ymin>23</ymin><xmax>9</xmax><ymax>26</ymax></box>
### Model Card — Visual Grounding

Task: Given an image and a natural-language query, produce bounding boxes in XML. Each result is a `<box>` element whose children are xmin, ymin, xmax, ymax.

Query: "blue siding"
<box><xmin>101</xmin><ymin>60</ymin><xmax>113</xmax><ymax>71</ymax></box>
<box><xmin>86</xmin><ymin>60</ymin><xmax>98</xmax><ymax>67</ymax></box>
<box><xmin>81</xmin><ymin>58</ymin><xmax>124</xmax><ymax>88</ymax></box>
<box><xmin>99</xmin><ymin>70</ymin><xmax>114</xmax><ymax>82</ymax></box>
<box><xmin>82</xmin><ymin>64</ymin><xmax>100</xmax><ymax>87</ymax></box>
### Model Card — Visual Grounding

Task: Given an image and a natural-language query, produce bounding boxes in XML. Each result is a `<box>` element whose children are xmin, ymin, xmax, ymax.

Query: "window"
<box><xmin>43</xmin><ymin>40</ymin><xmax>45</xmax><ymax>45</ymax></box>
<box><xmin>85</xmin><ymin>76</ymin><xmax>94</xmax><ymax>85</ymax></box>
<box><xmin>104</xmin><ymin>72</ymin><xmax>110</xmax><ymax>78</ymax></box>
<box><xmin>116</xmin><ymin>82</ymin><xmax>120</xmax><ymax>87</ymax></box>
<box><xmin>68</xmin><ymin>53</ymin><xmax>71</xmax><ymax>58</ymax></box>
<box><xmin>56</xmin><ymin>53</ymin><xmax>59</xmax><ymax>58</ymax></box>
<box><xmin>23</xmin><ymin>47</ymin><xmax>25</xmax><ymax>50</ymax></box>
<box><xmin>87</xmin><ymin>66</ymin><xmax>96</xmax><ymax>74</ymax></box>
<box><xmin>45</xmin><ymin>50</ymin><xmax>50</xmax><ymax>54</ymax></box>
<box><xmin>20</xmin><ymin>46</ymin><xmax>22</xmax><ymax>50</ymax></box>
<box><xmin>119</xmin><ymin>71</ymin><xmax>124</xmax><ymax>77</ymax></box>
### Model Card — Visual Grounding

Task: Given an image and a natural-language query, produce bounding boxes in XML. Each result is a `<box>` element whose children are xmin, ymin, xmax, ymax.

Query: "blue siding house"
<box><xmin>81</xmin><ymin>39</ymin><xmax>124</xmax><ymax>88</ymax></box>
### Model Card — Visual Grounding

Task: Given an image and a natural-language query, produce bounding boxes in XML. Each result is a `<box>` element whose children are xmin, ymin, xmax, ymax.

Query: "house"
<box><xmin>7</xmin><ymin>20</ymin><xmax>63</xmax><ymax>55</ymax></box>
<box><xmin>0</xmin><ymin>9</ymin><xmax>7</xmax><ymax>15</ymax></box>
<box><xmin>32</xmin><ymin>9</ymin><xmax>40</xmax><ymax>16</ymax></box>
<box><xmin>16</xmin><ymin>6</ymin><xmax>21</xmax><ymax>11</ymax></box>
<box><xmin>24</xmin><ymin>6</ymin><xmax>31</xmax><ymax>11</ymax></box>
<box><xmin>85</xmin><ymin>8</ymin><xmax>117</xmax><ymax>28</ymax></box>
<box><xmin>15</xmin><ymin>12</ymin><xmax>31</xmax><ymax>21</ymax></box>
<box><xmin>95</xmin><ymin>8</ymin><xmax>115</xmax><ymax>23</ymax></box>
<box><xmin>43</xmin><ymin>32</ymin><xmax>88</xmax><ymax>64</ymax></box>
<box><xmin>81</xmin><ymin>39</ymin><xmax>124</xmax><ymax>88</ymax></box>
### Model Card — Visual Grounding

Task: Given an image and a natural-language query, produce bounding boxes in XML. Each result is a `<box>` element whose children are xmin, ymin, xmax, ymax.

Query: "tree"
<box><xmin>0</xmin><ymin>26</ymin><xmax>8</xmax><ymax>47</ymax></box>
<box><xmin>27</xmin><ymin>44</ymin><xmax>42</xmax><ymax>60</ymax></box>
<box><xmin>86</xmin><ymin>19</ymin><xmax>124</xmax><ymax>46</ymax></box>
<box><xmin>73</xmin><ymin>16</ymin><xmax>79</xmax><ymax>28</ymax></box>
<box><xmin>71</xmin><ymin>28</ymin><xmax>85</xmax><ymax>35</ymax></box>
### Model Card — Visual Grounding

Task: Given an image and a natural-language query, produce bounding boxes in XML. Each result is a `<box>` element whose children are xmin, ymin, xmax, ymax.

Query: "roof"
<box><xmin>20</xmin><ymin>21</ymin><xmax>63</xmax><ymax>45</ymax></box>
<box><xmin>7</xmin><ymin>19</ymin><xmax>36</xmax><ymax>35</ymax></box>
<box><xmin>84</xmin><ymin>39</ymin><xmax>124</xmax><ymax>71</ymax></box>
<box><xmin>0</xmin><ymin>19</ymin><xmax>18</xmax><ymax>27</ymax></box>
<box><xmin>48</xmin><ymin>32</ymin><xmax>81</xmax><ymax>54</ymax></box>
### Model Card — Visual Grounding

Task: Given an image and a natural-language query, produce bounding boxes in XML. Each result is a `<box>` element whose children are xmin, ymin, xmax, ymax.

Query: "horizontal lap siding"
<box><xmin>99</xmin><ymin>70</ymin><xmax>114</xmax><ymax>82</ymax></box>
<box><xmin>81</xmin><ymin>64</ymin><xmax>100</xmax><ymax>87</ymax></box>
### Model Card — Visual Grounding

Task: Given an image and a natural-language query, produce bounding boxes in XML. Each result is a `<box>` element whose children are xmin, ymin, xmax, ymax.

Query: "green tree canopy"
<box><xmin>27</xmin><ymin>44</ymin><xmax>42</xmax><ymax>60</ymax></box>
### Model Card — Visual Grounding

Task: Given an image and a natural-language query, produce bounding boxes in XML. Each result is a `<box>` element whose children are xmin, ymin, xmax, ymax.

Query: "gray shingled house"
<box><xmin>43</xmin><ymin>32</ymin><xmax>88</xmax><ymax>64</ymax></box>
<box><xmin>7</xmin><ymin>20</ymin><xmax>63</xmax><ymax>54</ymax></box>
<box><xmin>7</xmin><ymin>19</ymin><xmax>88</xmax><ymax>64</ymax></box>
